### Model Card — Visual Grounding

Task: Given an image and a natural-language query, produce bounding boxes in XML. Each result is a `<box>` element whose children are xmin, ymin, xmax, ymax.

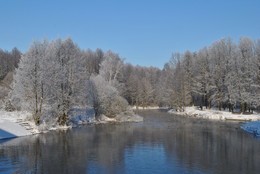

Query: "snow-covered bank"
<box><xmin>168</xmin><ymin>107</ymin><xmax>260</xmax><ymax>121</ymax></box>
<box><xmin>0</xmin><ymin>108</ymin><xmax>143</xmax><ymax>140</ymax></box>
<box><xmin>0</xmin><ymin>110</ymin><xmax>38</xmax><ymax>139</ymax></box>
<box><xmin>132</xmin><ymin>106</ymin><xmax>160</xmax><ymax>110</ymax></box>
<box><xmin>0</xmin><ymin>120</ymin><xmax>32</xmax><ymax>139</ymax></box>
<box><xmin>69</xmin><ymin>108</ymin><xmax>143</xmax><ymax>125</ymax></box>
<box><xmin>0</xmin><ymin>110</ymin><xmax>35</xmax><ymax>139</ymax></box>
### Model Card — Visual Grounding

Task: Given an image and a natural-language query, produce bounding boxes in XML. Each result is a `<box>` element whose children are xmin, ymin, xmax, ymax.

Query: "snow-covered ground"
<box><xmin>0</xmin><ymin>120</ymin><xmax>31</xmax><ymax>139</ymax></box>
<box><xmin>132</xmin><ymin>106</ymin><xmax>160</xmax><ymax>110</ymax></box>
<box><xmin>0</xmin><ymin>110</ymin><xmax>34</xmax><ymax>139</ymax></box>
<box><xmin>168</xmin><ymin>107</ymin><xmax>260</xmax><ymax>121</ymax></box>
<box><xmin>0</xmin><ymin>110</ymin><xmax>40</xmax><ymax>139</ymax></box>
<box><xmin>0</xmin><ymin>110</ymin><xmax>31</xmax><ymax>122</ymax></box>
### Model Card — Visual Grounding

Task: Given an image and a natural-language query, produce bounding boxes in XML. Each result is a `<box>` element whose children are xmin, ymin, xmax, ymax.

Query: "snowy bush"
<box><xmin>87</xmin><ymin>75</ymin><xmax>129</xmax><ymax>118</ymax></box>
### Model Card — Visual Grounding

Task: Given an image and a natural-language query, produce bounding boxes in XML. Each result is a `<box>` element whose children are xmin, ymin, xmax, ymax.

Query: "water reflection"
<box><xmin>0</xmin><ymin>110</ymin><xmax>259</xmax><ymax>174</ymax></box>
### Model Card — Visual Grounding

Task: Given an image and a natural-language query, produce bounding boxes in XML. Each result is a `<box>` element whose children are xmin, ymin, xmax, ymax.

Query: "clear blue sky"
<box><xmin>0</xmin><ymin>0</ymin><xmax>259</xmax><ymax>69</ymax></box>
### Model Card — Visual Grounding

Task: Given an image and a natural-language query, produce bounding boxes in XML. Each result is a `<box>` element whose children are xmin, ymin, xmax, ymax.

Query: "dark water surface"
<box><xmin>0</xmin><ymin>110</ymin><xmax>259</xmax><ymax>174</ymax></box>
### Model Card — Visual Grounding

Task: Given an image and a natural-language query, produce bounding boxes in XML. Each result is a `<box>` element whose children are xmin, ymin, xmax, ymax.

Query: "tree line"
<box><xmin>0</xmin><ymin>48</ymin><xmax>21</xmax><ymax>80</ymax></box>
<box><xmin>111</xmin><ymin>37</ymin><xmax>260</xmax><ymax>113</ymax></box>
<box><xmin>161</xmin><ymin>37</ymin><xmax>260</xmax><ymax>112</ymax></box>
<box><xmin>2</xmin><ymin>37</ymin><xmax>260</xmax><ymax>126</ymax></box>
<box><xmin>8</xmin><ymin>38</ymin><xmax>133</xmax><ymax>126</ymax></box>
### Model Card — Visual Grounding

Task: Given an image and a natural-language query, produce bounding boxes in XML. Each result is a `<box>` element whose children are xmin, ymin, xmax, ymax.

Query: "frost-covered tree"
<box><xmin>87</xmin><ymin>50</ymin><xmax>130</xmax><ymax>119</ymax></box>
<box><xmin>124</xmin><ymin>70</ymin><xmax>139</xmax><ymax>105</ymax></box>
<box><xmin>165</xmin><ymin>53</ymin><xmax>186</xmax><ymax>111</ymax></box>
<box><xmin>83</xmin><ymin>48</ymin><xmax>104</xmax><ymax>76</ymax></box>
<box><xmin>238</xmin><ymin>37</ymin><xmax>258</xmax><ymax>112</ymax></box>
<box><xmin>208</xmin><ymin>39</ymin><xmax>230</xmax><ymax>110</ymax></box>
<box><xmin>11</xmin><ymin>40</ymin><xmax>48</xmax><ymax>125</ymax></box>
<box><xmin>100</xmin><ymin>50</ymin><xmax>124</xmax><ymax>84</ymax></box>
<box><xmin>0</xmin><ymin>48</ymin><xmax>21</xmax><ymax>80</ymax></box>
<box><xmin>87</xmin><ymin>75</ymin><xmax>129</xmax><ymax>119</ymax></box>
<box><xmin>43</xmin><ymin>38</ymin><xmax>87</xmax><ymax>125</ymax></box>
<box><xmin>163</xmin><ymin>37</ymin><xmax>260</xmax><ymax>111</ymax></box>
<box><xmin>10</xmin><ymin>38</ymin><xmax>88</xmax><ymax>126</ymax></box>
<box><xmin>138</xmin><ymin>78</ymin><xmax>154</xmax><ymax>108</ymax></box>
<box><xmin>254</xmin><ymin>39</ymin><xmax>260</xmax><ymax>107</ymax></box>
<box><xmin>192</xmin><ymin>48</ymin><xmax>212</xmax><ymax>108</ymax></box>
<box><xmin>182</xmin><ymin>50</ymin><xmax>194</xmax><ymax>106</ymax></box>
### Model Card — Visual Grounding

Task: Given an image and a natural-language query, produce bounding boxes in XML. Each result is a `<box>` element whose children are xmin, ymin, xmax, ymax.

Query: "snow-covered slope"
<box><xmin>0</xmin><ymin>110</ymin><xmax>38</xmax><ymax>139</ymax></box>
<box><xmin>0</xmin><ymin>119</ymin><xmax>32</xmax><ymax>139</ymax></box>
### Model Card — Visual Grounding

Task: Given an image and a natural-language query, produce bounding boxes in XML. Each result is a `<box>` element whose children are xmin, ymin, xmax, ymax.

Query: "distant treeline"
<box><xmin>0</xmin><ymin>48</ymin><xmax>21</xmax><ymax>80</ymax></box>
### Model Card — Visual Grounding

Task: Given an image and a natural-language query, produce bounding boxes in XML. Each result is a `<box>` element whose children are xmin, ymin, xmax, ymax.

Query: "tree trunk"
<box><xmin>218</xmin><ymin>101</ymin><xmax>222</xmax><ymax>111</ymax></box>
<box><xmin>241</xmin><ymin>103</ymin><xmax>246</xmax><ymax>113</ymax></box>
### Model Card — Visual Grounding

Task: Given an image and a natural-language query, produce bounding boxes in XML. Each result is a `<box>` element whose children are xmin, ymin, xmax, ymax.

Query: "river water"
<box><xmin>0</xmin><ymin>110</ymin><xmax>259</xmax><ymax>174</ymax></box>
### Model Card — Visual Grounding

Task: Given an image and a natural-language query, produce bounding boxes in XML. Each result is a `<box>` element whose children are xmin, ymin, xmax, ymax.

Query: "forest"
<box><xmin>0</xmin><ymin>37</ymin><xmax>259</xmax><ymax>126</ymax></box>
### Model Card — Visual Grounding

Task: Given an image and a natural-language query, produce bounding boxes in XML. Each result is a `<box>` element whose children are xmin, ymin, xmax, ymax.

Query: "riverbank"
<box><xmin>0</xmin><ymin>109</ymin><xmax>143</xmax><ymax>140</ymax></box>
<box><xmin>0</xmin><ymin>110</ymin><xmax>35</xmax><ymax>139</ymax></box>
<box><xmin>168</xmin><ymin>107</ymin><xmax>260</xmax><ymax>121</ymax></box>
<box><xmin>132</xmin><ymin>106</ymin><xmax>160</xmax><ymax>110</ymax></box>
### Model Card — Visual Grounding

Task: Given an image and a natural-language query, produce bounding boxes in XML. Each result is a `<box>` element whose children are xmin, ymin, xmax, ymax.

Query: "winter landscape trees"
<box><xmin>0</xmin><ymin>36</ymin><xmax>259</xmax><ymax>128</ymax></box>
<box><xmin>0</xmin><ymin>48</ymin><xmax>21</xmax><ymax>105</ymax></box>
<box><xmin>162</xmin><ymin>37</ymin><xmax>260</xmax><ymax>112</ymax></box>
<box><xmin>0</xmin><ymin>48</ymin><xmax>21</xmax><ymax>81</ymax></box>
<box><xmin>9</xmin><ymin>38</ymin><xmax>132</xmax><ymax>126</ymax></box>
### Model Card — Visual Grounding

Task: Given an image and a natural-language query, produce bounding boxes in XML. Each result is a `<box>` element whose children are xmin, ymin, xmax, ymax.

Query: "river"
<box><xmin>0</xmin><ymin>110</ymin><xmax>259</xmax><ymax>174</ymax></box>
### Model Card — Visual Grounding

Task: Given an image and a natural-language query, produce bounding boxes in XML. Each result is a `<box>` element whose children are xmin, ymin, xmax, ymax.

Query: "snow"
<box><xmin>0</xmin><ymin>120</ymin><xmax>32</xmax><ymax>139</ymax></box>
<box><xmin>168</xmin><ymin>107</ymin><xmax>260</xmax><ymax>121</ymax></box>
<box><xmin>0</xmin><ymin>108</ymin><xmax>143</xmax><ymax>140</ymax></box>
<box><xmin>0</xmin><ymin>110</ymin><xmax>31</xmax><ymax>122</ymax></box>
<box><xmin>132</xmin><ymin>106</ymin><xmax>160</xmax><ymax>110</ymax></box>
<box><xmin>241</xmin><ymin>121</ymin><xmax>260</xmax><ymax>137</ymax></box>
<box><xmin>0</xmin><ymin>110</ymin><xmax>39</xmax><ymax>138</ymax></box>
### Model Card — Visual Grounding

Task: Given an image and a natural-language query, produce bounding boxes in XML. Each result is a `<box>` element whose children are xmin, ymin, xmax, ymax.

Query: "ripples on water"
<box><xmin>0</xmin><ymin>110</ymin><xmax>259</xmax><ymax>174</ymax></box>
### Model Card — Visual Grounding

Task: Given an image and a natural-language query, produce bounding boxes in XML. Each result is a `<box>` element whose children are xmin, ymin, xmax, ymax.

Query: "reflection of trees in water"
<box><xmin>0</xmin><ymin>111</ymin><xmax>260</xmax><ymax>174</ymax></box>
<box><xmin>163</xmin><ymin>120</ymin><xmax>260</xmax><ymax>174</ymax></box>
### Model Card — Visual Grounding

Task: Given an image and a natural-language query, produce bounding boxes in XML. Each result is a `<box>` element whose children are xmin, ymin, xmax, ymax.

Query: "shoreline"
<box><xmin>168</xmin><ymin>107</ymin><xmax>260</xmax><ymax>121</ymax></box>
<box><xmin>0</xmin><ymin>109</ymin><xmax>143</xmax><ymax>140</ymax></box>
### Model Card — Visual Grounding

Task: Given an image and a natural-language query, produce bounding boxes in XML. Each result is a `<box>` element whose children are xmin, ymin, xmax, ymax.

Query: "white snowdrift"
<box><xmin>0</xmin><ymin>110</ymin><xmax>39</xmax><ymax>140</ymax></box>
<box><xmin>0</xmin><ymin>120</ymin><xmax>32</xmax><ymax>139</ymax></box>
<box><xmin>169</xmin><ymin>107</ymin><xmax>260</xmax><ymax>121</ymax></box>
